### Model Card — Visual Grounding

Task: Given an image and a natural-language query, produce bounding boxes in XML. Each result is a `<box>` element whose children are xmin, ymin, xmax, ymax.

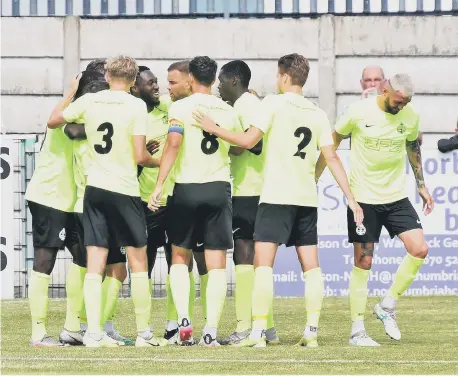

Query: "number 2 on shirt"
<box><xmin>201</xmin><ymin>130</ymin><xmax>219</xmax><ymax>155</ymax></box>
<box><xmin>293</xmin><ymin>127</ymin><xmax>312</xmax><ymax>159</ymax></box>
<box><xmin>94</xmin><ymin>122</ymin><xmax>114</xmax><ymax>154</ymax></box>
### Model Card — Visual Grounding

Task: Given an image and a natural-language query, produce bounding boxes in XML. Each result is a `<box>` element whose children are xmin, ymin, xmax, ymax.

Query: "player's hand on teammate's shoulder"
<box><xmin>418</xmin><ymin>186</ymin><xmax>434</xmax><ymax>216</ymax></box>
<box><xmin>348</xmin><ymin>198</ymin><xmax>364</xmax><ymax>227</ymax></box>
<box><xmin>193</xmin><ymin>110</ymin><xmax>218</xmax><ymax>134</ymax></box>
<box><xmin>146</xmin><ymin>140</ymin><xmax>160</xmax><ymax>155</ymax></box>
<box><xmin>148</xmin><ymin>186</ymin><xmax>162</xmax><ymax>212</ymax></box>
<box><xmin>248</xmin><ymin>89</ymin><xmax>260</xmax><ymax>98</ymax></box>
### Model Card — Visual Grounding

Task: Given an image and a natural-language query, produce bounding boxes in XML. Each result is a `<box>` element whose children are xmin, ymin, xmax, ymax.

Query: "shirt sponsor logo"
<box><xmin>363</xmin><ymin>138</ymin><xmax>403</xmax><ymax>153</ymax></box>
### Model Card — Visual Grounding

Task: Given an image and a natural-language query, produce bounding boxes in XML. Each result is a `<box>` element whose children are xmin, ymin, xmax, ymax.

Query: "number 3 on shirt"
<box><xmin>94</xmin><ymin>122</ymin><xmax>114</xmax><ymax>154</ymax></box>
<box><xmin>294</xmin><ymin>127</ymin><xmax>312</xmax><ymax>159</ymax></box>
<box><xmin>201</xmin><ymin>130</ymin><xmax>219</xmax><ymax>155</ymax></box>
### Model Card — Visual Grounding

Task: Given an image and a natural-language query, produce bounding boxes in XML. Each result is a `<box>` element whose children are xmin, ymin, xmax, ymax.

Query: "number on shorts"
<box><xmin>293</xmin><ymin>127</ymin><xmax>312</xmax><ymax>159</ymax></box>
<box><xmin>94</xmin><ymin>122</ymin><xmax>114</xmax><ymax>154</ymax></box>
<box><xmin>201</xmin><ymin>130</ymin><xmax>219</xmax><ymax>155</ymax></box>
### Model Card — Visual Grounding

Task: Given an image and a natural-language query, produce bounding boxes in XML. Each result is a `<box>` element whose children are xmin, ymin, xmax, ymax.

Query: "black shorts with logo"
<box><xmin>254</xmin><ymin>203</ymin><xmax>318</xmax><ymax>247</ymax></box>
<box><xmin>143</xmin><ymin>201</ymin><xmax>168</xmax><ymax>249</ymax></box>
<box><xmin>83</xmin><ymin>186</ymin><xmax>147</xmax><ymax>249</ymax></box>
<box><xmin>232</xmin><ymin>196</ymin><xmax>260</xmax><ymax>241</ymax></box>
<box><xmin>72</xmin><ymin>213</ymin><xmax>126</xmax><ymax>266</ymax></box>
<box><xmin>27</xmin><ymin>201</ymin><xmax>73</xmax><ymax>249</ymax></box>
<box><xmin>169</xmin><ymin>182</ymin><xmax>232</xmax><ymax>250</ymax></box>
<box><xmin>347</xmin><ymin>198</ymin><xmax>422</xmax><ymax>243</ymax></box>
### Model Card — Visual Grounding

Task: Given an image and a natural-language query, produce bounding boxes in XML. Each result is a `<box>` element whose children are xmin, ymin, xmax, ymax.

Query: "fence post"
<box><xmin>30</xmin><ymin>0</ymin><xmax>38</xmax><ymax>15</ymax></box>
<box><xmin>399</xmin><ymin>0</ymin><xmax>406</xmax><ymax>11</ymax></box>
<box><xmin>318</xmin><ymin>14</ymin><xmax>336</xmax><ymax>125</ymax></box>
<box><xmin>417</xmin><ymin>0</ymin><xmax>424</xmax><ymax>11</ymax></box>
<box><xmin>63</xmin><ymin>16</ymin><xmax>80</xmax><ymax>95</ymax></box>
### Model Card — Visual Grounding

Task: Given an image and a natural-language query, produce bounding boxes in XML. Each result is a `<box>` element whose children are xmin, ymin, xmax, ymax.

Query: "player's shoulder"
<box><xmin>301</xmin><ymin>100</ymin><xmax>330</xmax><ymax>126</ymax></box>
<box><xmin>235</xmin><ymin>92</ymin><xmax>261</xmax><ymax>108</ymax></box>
<box><xmin>126</xmin><ymin>93</ymin><xmax>146</xmax><ymax>105</ymax></box>
<box><xmin>158</xmin><ymin>94</ymin><xmax>173</xmax><ymax>111</ymax></box>
<box><xmin>169</xmin><ymin>96</ymin><xmax>189</xmax><ymax>112</ymax></box>
<box><xmin>261</xmin><ymin>93</ymin><xmax>277</xmax><ymax>105</ymax></box>
<box><xmin>208</xmin><ymin>94</ymin><xmax>233</xmax><ymax>110</ymax></box>
<box><xmin>126</xmin><ymin>94</ymin><xmax>147</xmax><ymax>110</ymax></box>
<box><xmin>401</xmin><ymin>103</ymin><xmax>420</xmax><ymax>120</ymax></box>
<box><xmin>75</xmin><ymin>91</ymin><xmax>97</xmax><ymax>104</ymax></box>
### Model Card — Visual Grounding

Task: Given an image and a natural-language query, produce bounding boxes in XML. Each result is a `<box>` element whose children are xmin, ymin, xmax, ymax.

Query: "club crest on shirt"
<box><xmin>397</xmin><ymin>123</ymin><xmax>406</xmax><ymax>134</ymax></box>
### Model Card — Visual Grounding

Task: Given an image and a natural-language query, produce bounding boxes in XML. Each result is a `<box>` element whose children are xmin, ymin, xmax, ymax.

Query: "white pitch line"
<box><xmin>2</xmin><ymin>357</ymin><xmax>458</xmax><ymax>364</ymax></box>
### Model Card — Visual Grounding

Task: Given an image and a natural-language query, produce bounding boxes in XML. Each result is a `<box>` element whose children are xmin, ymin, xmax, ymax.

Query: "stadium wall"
<box><xmin>1</xmin><ymin>15</ymin><xmax>458</xmax><ymax>136</ymax></box>
<box><xmin>1</xmin><ymin>15</ymin><xmax>457</xmax><ymax>298</ymax></box>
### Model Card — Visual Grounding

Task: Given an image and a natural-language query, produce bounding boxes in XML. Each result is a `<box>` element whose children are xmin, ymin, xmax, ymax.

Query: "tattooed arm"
<box><xmin>406</xmin><ymin>138</ymin><xmax>434</xmax><ymax>215</ymax></box>
<box><xmin>406</xmin><ymin>139</ymin><xmax>425</xmax><ymax>188</ymax></box>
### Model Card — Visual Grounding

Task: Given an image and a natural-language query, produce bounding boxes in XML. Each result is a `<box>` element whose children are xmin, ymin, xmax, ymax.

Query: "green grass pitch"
<box><xmin>1</xmin><ymin>296</ymin><xmax>457</xmax><ymax>374</ymax></box>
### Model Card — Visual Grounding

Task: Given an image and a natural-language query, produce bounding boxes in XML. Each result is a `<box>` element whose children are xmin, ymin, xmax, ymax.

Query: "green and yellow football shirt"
<box><xmin>168</xmin><ymin>93</ymin><xmax>243</xmax><ymax>184</ymax></box>
<box><xmin>25</xmin><ymin>127</ymin><xmax>76</xmax><ymax>212</ymax></box>
<box><xmin>138</xmin><ymin>95</ymin><xmax>174</xmax><ymax>205</ymax></box>
<box><xmin>231</xmin><ymin>92</ymin><xmax>265</xmax><ymax>197</ymax></box>
<box><xmin>256</xmin><ymin>93</ymin><xmax>334</xmax><ymax>207</ymax></box>
<box><xmin>63</xmin><ymin>90</ymin><xmax>148</xmax><ymax>197</ymax></box>
<box><xmin>71</xmin><ymin>138</ymin><xmax>92</xmax><ymax>213</ymax></box>
<box><xmin>335</xmin><ymin>97</ymin><xmax>420</xmax><ymax>205</ymax></box>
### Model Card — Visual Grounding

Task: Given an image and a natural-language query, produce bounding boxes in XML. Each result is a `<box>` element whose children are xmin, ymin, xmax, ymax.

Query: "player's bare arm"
<box><xmin>133</xmin><ymin>135</ymin><xmax>160</xmax><ymax>168</ymax></box>
<box><xmin>406</xmin><ymin>138</ymin><xmax>434</xmax><ymax>215</ymax></box>
<box><xmin>148</xmin><ymin>131</ymin><xmax>182</xmax><ymax>212</ymax></box>
<box><xmin>193</xmin><ymin>110</ymin><xmax>264</xmax><ymax>149</ymax></box>
<box><xmin>246</xmin><ymin>136</ymin><xmax>263</xmax><ymax>155</ymax></box>
<box><xmin>64</xmin><ymin>123</ymin><xmax>86</xmax><ymax>140</ymax></box>
<box><xmin>315</xmin><ymin>131</ymin><xmax>345</xmax><ymax>181</ymax></box>
<box><xmin>47</xmin><ymin>74</ymin><xmax>82</xmax><ymax>129</ymax></box>
<box><xmin>230</xmin><ymin>135</ymin><xmax>263</xmax><ymax>156</ymax></box>
<box><xmin>320</xmin><ymin>145</ymin><xmax>364</xmax><ymax>226</ymax></box>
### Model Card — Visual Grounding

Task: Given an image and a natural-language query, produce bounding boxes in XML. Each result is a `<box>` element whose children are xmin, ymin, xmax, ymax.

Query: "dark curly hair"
<box><xmin>189</xmin><ymin>56</ymin><xmax>217</xmax><ymax>87</ymax></box>
<box><xmin>74</xmin><ymin>70</ymin><xmax>108</xmax><ymax>100</ymax></box>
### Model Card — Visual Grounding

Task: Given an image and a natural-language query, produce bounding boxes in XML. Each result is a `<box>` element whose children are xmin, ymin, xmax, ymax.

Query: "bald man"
<box><xmin>360</xmin><ymin>65</ymin><xmax>386</xmax><ymax>98</ymax></box>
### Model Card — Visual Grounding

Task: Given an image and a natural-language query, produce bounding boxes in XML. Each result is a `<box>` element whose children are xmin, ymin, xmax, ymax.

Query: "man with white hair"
<box><xmin>316</xmin><ymin>74</ymin><xmax>434</xmax><ymax>347</ymax></box>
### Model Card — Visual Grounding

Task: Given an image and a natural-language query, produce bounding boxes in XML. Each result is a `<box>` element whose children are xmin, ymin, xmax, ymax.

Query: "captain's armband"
<box><xmin>168</xmin><ymin>118</ymin><xmax>184</xmax><ymax>135</ymax></box>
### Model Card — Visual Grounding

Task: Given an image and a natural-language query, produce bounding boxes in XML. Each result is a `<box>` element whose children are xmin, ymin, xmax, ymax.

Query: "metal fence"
<box><xmin>2</xmin><ymin>0</ymin><xmax>457</xmax><ymax>16</ymax></box>
<box><xmin>8</xmin><ymin>136</ymin><xmax>235</xmax><ymax>299</ymax></box>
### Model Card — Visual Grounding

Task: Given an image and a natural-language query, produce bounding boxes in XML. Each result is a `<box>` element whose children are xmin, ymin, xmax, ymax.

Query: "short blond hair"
<box><xmin>389</xmin><ymin>73</ymin><xmax>414</xmax><ymax>97</ymax></box>
<box><xmin>106</xmin><ymin>55</ymin><xmax>139</xmax><ymax>83</ymax></box>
